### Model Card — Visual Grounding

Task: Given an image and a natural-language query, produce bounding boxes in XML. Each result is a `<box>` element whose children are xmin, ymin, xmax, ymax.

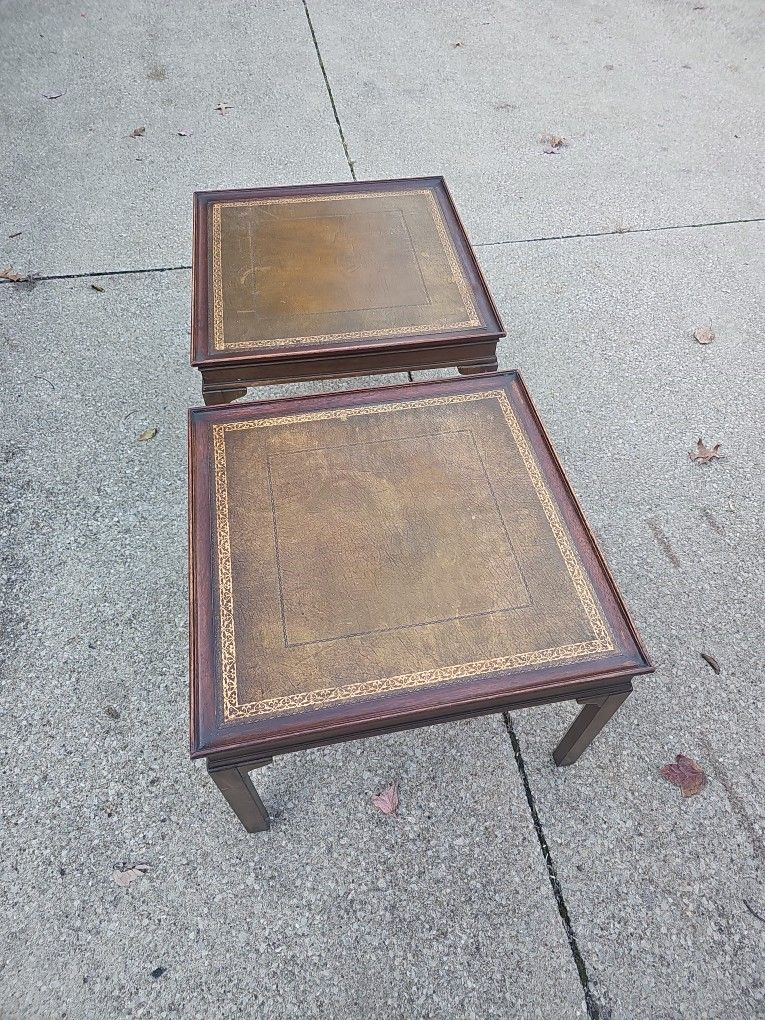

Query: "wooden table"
<box><xmin>191</xmin><ymin>177</ymin><xmax>504</xmax><ymax>404</ymax></box>
<box><xmin>189</xmin><ymin>372</ymin><xmax>652</xmax><ymax>831</ymax></box>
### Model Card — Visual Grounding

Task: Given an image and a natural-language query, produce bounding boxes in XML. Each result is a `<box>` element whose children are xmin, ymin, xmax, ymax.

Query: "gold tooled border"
<box><xmin>210</xmin><ymin>189</ymin><xmax>481</xmax><ymax>351</ymax></box>
<box><xmin>212</xmin><ymin>390</ymin><xmax>615</xmax><ymax>722</ymax></box>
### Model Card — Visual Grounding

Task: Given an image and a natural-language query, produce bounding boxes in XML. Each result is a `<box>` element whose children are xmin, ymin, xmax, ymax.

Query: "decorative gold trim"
<box><xmin>210</xmin><ymin>189</ymin><xmax>481</xmax><ymax>351</ymax></box>
<box><xmin>211</xmin><ymin>390</ymin><xmax>616</xmax><ymax>722</ymax></box>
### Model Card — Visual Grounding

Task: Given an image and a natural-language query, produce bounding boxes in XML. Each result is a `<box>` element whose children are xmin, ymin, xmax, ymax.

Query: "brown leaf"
<box><xmin>660</xmin><ymin>754</ymin><xmax>707</xmax><ymax>798</ymax></box>
<box><xmin>693</xmin><ymin>325</ymin><xmax>715</xmax><ymax>345</ymax></box>
<box><xmin>130</xmin><ymin>126</ymin><xmax>146</xmax><ymax>138</ymax></box>
<box><xmin>215</xmin><ymin>103</ymin><xmax>232</xmax><ymax>115</ymax></box>
<box><xmin>371</xmin><ymin>782</ymin><xmax>399</xmax><ymax>816</ymax></box>
<box><xmin>540</xmin><ymin>133</ymin><xmax>569</xmax><ymax>154</ymax></box>
<box><xmin>0</xmin><ymin>266</ymin><xmax>27</xmax><ymax>282</ymax></box>
<box><xmin>689</xmin><ymin>437</ymin><xmax>723</xmax><ymax>464</ymax></box>
<box><xmin>137</xmin><ymin>427</ymin><xmax>158</xmax><ymax>442</ymax></box>
<box><xmin>112</xmin><ymin>862</ymin><xmax>149</xmax><ymax>887</ymax></box>
<box><xmin>700</xmin><ymin>652</ymin><xmax>721</xmax><ymax>674</ymax></box>
<box><xmin>91</xmin><ymin>283</ymin><xmax>105</xmax><ymax>293</ymax></box>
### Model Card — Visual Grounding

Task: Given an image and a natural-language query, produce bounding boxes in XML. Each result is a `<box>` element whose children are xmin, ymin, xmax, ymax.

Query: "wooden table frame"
<box><xmin>189</xmin><ymin>373</ymin><xmax>653</xmax><ymax>832</ymax></box>
<box><xmin>190</xmin><ymin>177</ymin><xmax>505</xmax><ymax>405</ymax></box>
<box><xmin>206</xmin><ymin>685</ymin><xmax>635</xmax><ymax>833</ymax></box>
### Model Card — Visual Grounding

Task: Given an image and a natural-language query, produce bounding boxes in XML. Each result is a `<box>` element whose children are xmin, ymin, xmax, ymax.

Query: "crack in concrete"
<box><xmin>475</xmin><ymin>216</ymin><xmax>765</xmax><ymax>248</ymax></box>
<box><xmin>504</xmin><ymin>713</ymin><xmax>610</xmax><ymax>1020</ymax></box>
<box><xmin>301</xmin><ymin>0</ymin><xmax>356</xmax><ymax>181</ymax></box>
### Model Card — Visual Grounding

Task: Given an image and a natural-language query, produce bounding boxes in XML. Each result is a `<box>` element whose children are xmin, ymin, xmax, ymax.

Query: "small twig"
<box><xmin>33</xmin><ymin>375</ymin><xmax>56</xmax><ymax>392</ymax></box>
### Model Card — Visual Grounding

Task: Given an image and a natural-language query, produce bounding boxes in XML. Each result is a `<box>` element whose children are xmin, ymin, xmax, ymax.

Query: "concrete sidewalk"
<box><xmin>1</xmin><ymin>2</ymin><xmax>763</xmax><ymax>1018</ymax></box>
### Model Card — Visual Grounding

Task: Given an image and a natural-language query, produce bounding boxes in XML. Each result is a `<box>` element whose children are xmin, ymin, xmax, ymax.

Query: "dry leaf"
<box><xmin>112</xmin><ymin>862</ymin><xmax>149</xmax><ymax>887</ymax></box>
<box><xmin>130</xmin><ymin>126</ymin><xmax>146</xmax><ymax>138</ymax></box>
<box><xmin>0</xmin><ymin>266</ymin><xmax>27</xmax><ymax>283</ymax></box>
<box><xmin>91</xmin><ymin>283</ymin><xmax>105</xmax><ymax>293</ymax></box>
<box><xmin>540</xmin><ymin>133</ymin><xmax>568</xmax><ymax>154</ymax></box>
<box><xmin>43</xmin><ymin>90</ymin><xmax>64</xmax><ymax>99</ymax></box>
<box><xmin>660</xmin><ymin>754</ymin><xmax>707</xmax><ymax>798</ymax></box>
<box><xmin>177</xmin><ymin>131</ymin><xmax>192</xmax><ymax>137</ymax></box>
<box><xmin>689</xmin><ymin>437</ymin><xmax>722</xmax><ymax>464</ymax></box>
<box><xmin>138</xmin><ymin>427</ymin><xmax>158</xmax><ymax>442</ymax></box>
<box><xmin>215</xmin><ymin>103</ymin><xmax>232</xmax><ymax>115</ymax></box>
<box><xmin>700</xmin><ymin>652</ymin><xmax>721</xmax><ymax>674</ymax></box>
<box><xmin>693</xmin><ymin>325</ymin><xmax>715</xmax><ymax>345</ymax></box>
<box><xmin>104</xmin><ymin>705</ymin><xmax>121</xmax><ymax>719</ymax></box>
<box><xmin>371</xmin><ymin>782</ymin><xmax>399</xmax><ymax>816</ymax></box>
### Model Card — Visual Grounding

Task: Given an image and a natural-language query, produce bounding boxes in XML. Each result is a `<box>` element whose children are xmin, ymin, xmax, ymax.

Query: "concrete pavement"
<box><xmin>1</xmin><ymin>1</ymin><xmax>763</xmax><ymax>1017</ymax></box>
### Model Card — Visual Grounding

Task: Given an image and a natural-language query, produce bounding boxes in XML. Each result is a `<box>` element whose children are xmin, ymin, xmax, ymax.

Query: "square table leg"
<box><xmin>458</xmin><ymin>357</ymin><xmax>499</xmax><ymax>376</ymax></box>
<box><xmin>207</xmin><ymin>760</ymin><xmax>271</xmax><ymax>832</ymax></box>
<box><xmin>553</xmin><ymin>688</ymin><xmax>632</xmax><ymax>767</ymax></box>
<box><xmin>202</xmin><ymin>388</ymin><xmax>247</xmax><ymax>406</ymax></box>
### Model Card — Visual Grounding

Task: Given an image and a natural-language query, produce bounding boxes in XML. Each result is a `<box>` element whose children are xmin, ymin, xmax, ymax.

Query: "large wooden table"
<box><xmin>188</xmin><ymin>372</ymin><xmax>652</xmax><ymax>831</ymax></box>
<box><xmin>191</xmin><ymin>176</ymin><xmax>504</xmax><ymax>404</ymax></box>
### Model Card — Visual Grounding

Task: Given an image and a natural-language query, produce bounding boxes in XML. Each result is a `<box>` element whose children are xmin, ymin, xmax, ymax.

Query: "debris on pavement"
<box><xmin>700</xmin><ymin>652</ymin><xmax>721</xmax><ymax>674</ymax></box>
<box><xmin>689</xmin><ymin>437</ymin><xmax>723</xmax><ymax>464</ymax></box>
<box><xmin>693</xmin><ymin>325</ymin><xmax>715</xmax><ymax>345</ymax></box>
<box><xmin>371</xmin><ymin>783</ymin><xmax>399</xmax><ymax>816</ymax></box>
<box><xmin>137</xmin><ymin>428</ymin><xmax>158</xmax><ymax>442</ymax></box>
<box><xmin>660</xmin><ymin>754</ymin><xmax>707</xmax><ymax>798</ymax></box>
<box><xmin>112</xmin><ymin>863</ymin><xmax>149</xmax><ymax>887</ymax></box>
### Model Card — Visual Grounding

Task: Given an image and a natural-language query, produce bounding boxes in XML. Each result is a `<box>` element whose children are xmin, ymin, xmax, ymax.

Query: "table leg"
<box><xmin>207</xmin><ymin>760</ymin><xmax>271</xmax><ymax>832</ymax></box>
<box><xmin>553</xmin><ymin>690</ymin><xmax>631</xmax><ymax>766</ymax></box>
<box><xmin>458</xmin><ymin>358</ymin><xmax>499</xmax><ymax>376</ymax></box>
<box><xmin>202</xmin><ymin>388</ymin><xmax>247</xmax><ymax>406</ymax></box>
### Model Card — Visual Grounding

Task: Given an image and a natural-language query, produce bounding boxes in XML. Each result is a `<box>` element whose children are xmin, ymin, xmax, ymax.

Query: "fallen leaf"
<box><xmin>371</xmin><ymin>782</ymin><xmax>399</xmax><ymax>816</ymax></box>
<box><xmin>215</xmin><ymin>103</ymin><xmax>232</xmax><ymax>115</ymax></box>
<box><xmin>130</xmin><ymin>126</ymin><xmax>146</xmax><ymax>138</ymax></box>
<box><xmin>176</xmin><ymin>130</ymin><xmax>192</xmax><ymax>137</ymax></box>
<box><xmin>104</xmin><ymin>705</ymin><xmax>121</xmax><ymax>719</ymax></box>
<box><xmin>8</xmin><ymin>231</ymin><xmax>23</xmax><ymax>239</ymax></box>
<box><xmin>660</xmin><ymin>754</ymin><xmax>707</xmax><ymax>798</ymax></box>
<box><xmin>112</xmin><ymin>863</ymin><xmax>149</xmax><ymax>887</ymax></box>
<box><xmin>91</xmin><ymin>283</ymin><xmax>105</xmax><ymax>293</ymax></box>
<box><xmin>689</xmin><ymin>437</ymin><xmax>723</xmax><ymax>464</ymax></box>
<box><xmin>540</xmin><ymin>133</ymin><xmax>569</xmax><ymax>154</ymax></box>
<box><xmin>693</xmin><ymin>324</ymin><xmax>715</xmax><ymax>345</ymax></box>
<box><xmin>1</xmin><ymin>267</ymin><xmax>26</xmax><ymax>282</ymax></box>
<box><xmin>700</xmin><ymin>652</ymin><xmax>721</xmax><ymax>674</ymax></box>
<box><xmin>138</xmin><ymin>427</ymin><xmax>158</xmax><ymax>442</ymax></box>
<box><xmin>43</xmin><ymin>90</ymin><xmax>64</xmax><ymax>99</ymax></box>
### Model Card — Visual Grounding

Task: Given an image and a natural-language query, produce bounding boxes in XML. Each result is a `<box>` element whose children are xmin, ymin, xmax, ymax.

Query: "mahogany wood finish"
<box><xmin>189</xmin><ymin>372</ymin><xmax>653</xmax><ymax>831</ymax></box>
<box><xmin>191</xmin><ymin>177</ymin><xmax>505</xmax><ymax>403</ymax></box>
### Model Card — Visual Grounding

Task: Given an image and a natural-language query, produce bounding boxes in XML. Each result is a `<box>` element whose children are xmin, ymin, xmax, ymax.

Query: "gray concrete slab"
<box><xmin>0</xmin><ymin>272</ymin><xmax>585</xmax><ymax>1019</ymax></box>
<box><xmin>432</xmin><ymin>221</ymin><xmax>764</xmax><ymax>1018</ymax></box>
<box><xmin>0</xmin><ymin>1</ymin><xmax>350</xmax><ymax>276</ymax></box>
<box><xmin>309</xmin><ymin>0</ymin><xmax>764</xmax><ymax>243</ymax></box>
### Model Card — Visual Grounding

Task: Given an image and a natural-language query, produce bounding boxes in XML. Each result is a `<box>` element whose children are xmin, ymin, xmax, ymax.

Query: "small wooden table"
<box><xmin>189</xmin><ymin>372</ymin><xmax>652</xmax><ymax>831</ymax></box>
<box><xmin>191</xmin><ymin>177</ymin><xmax>504</xmax><ymax>404</ymax></box>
